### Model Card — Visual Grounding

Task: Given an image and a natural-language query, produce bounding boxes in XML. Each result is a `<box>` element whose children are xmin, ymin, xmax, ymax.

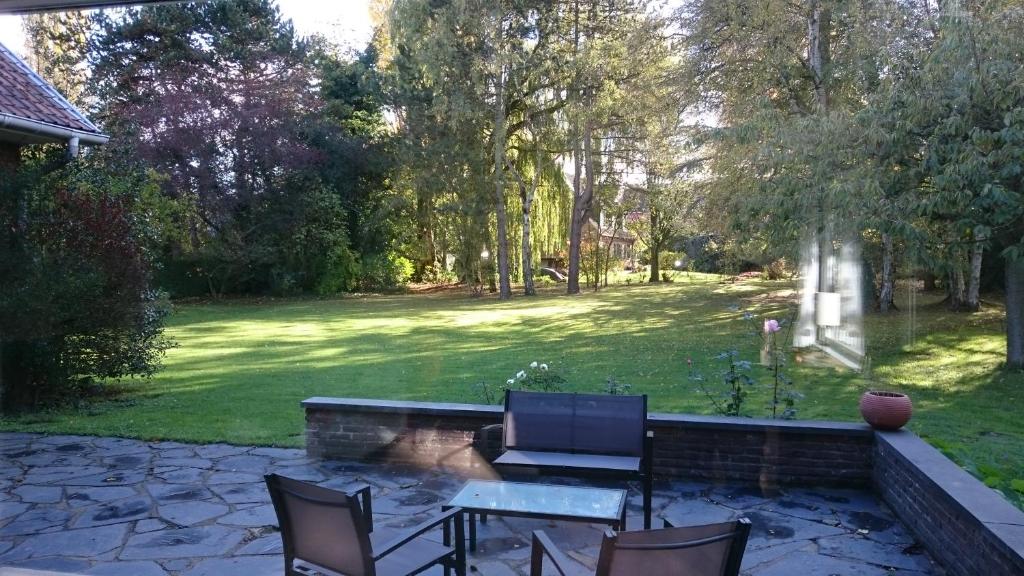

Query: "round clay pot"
<box><xmin>859</xmin><ymin>391</ymin><xmax>912</xmax><ymax>430</ymax></box>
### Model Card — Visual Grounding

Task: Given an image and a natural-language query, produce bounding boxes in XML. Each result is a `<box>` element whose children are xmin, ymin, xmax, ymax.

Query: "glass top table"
<box><xmin>445</xmin><ymin>480</ymin><xmax>628</xmax><ymax>551</ymax></box>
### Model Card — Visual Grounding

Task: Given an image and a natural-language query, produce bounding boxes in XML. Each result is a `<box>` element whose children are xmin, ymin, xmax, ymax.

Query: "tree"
<box><xmin>906</xmin><ymin>4</ymin><xmax>1024</xmax><ymax>364</ymax></box>
<box><xmin>681</xmin><ymin>0</ymin><xmax>1024</xmax><ymax>367</ymax></box>
<box><xmin>23</xmin><ymin>11</ymin><xmax>91</xmax><ymax>107</ymax></box>
<box><xmin>90</xmin><ymin>0</ymin><xmax>381</xmax><ymax>297</ymax></box>
<box><xmin>384</xmin><ymin>0</ymin><xmax>575</xmax><ymax>298</ymax></box>
<box><xmin>559</xmin><ymin>0</ymin><xmax>665</xmax><ymax>294</ymax></box>
<box><xmin>0</xmin><ymin>153</ymin><xmax>172</xmax><ymax>411</ymax></box>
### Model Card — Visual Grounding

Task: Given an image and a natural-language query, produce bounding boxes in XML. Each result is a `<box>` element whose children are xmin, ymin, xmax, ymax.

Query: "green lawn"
<box><xmin>3</xmin><ymin>273</ymin><xmax>1022</xmax><ymax>506</ymax></box>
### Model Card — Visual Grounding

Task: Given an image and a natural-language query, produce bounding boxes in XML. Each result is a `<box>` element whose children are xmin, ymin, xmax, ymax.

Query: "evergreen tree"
<box><xmin>23</xmin><ymin>11</ymin><xmax>91</xmax><ymax>107</ymax></box>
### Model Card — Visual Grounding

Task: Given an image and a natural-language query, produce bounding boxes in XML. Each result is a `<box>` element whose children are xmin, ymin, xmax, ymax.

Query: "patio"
<box><xmin>0</xmin><ymin>432</ymin><xmax>939</xmax><ymax>575</ymax></box>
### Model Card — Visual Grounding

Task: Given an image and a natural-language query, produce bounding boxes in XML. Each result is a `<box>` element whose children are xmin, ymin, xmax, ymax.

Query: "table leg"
<box><xmin>455</xmin><ymin>510</ymin><xmax>467</xmax><ymax>576</ymax></box>
<box><xmin>442</xmin><ymin>506</ymin><xmax>452</xmax><ymax>576</ymax></box>
<box><xmin>469</xmin><ymin>512</ymin><xmax>477</xmax><ymax>552</ymax></box>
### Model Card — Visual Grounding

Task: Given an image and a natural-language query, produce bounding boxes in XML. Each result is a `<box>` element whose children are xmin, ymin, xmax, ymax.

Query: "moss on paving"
<box><xmin>2</xmin><ymin>273</ymin><xmax>1021</xmax><ymax>507</ymax></box>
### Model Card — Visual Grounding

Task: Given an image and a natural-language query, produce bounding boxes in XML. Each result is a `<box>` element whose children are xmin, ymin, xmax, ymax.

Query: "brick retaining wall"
<box><xmin>874</xmin><ymin>431</ymin><xmax>1024</xmax><ymax>576</ymax></box>
<box><xmin>302</xmin><ymin>397</ymin><xmax>874</xmax><ymax>487</ymax></box>
<box><xmin>648</xmin><ymin>414</ymin><xmax>874</xmax><ymax>487</ymax></box>
<box><xmin>304</xmin><ymin>398</ymin><xmax>502</xmax><ymax>469</ymax></box>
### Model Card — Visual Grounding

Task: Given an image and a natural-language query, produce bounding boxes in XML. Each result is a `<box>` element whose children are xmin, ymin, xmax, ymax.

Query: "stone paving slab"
<box><xmin>0</xmin><ymin>433</ymin><xmax>943</xmax><ymax>575</ymax></box>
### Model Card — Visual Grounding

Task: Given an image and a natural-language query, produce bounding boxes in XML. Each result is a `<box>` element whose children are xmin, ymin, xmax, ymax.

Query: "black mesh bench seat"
<box><xmin>496</xmin><ymin>390</ymin><xmax>654</xmax><ymax>529</ymax></box>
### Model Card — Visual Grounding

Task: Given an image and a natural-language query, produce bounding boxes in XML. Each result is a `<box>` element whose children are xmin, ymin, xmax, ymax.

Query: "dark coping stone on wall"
<box><xmin>874</xmin><ymin>430</ymin><xmax>1024</xmax><ymax>576</ymax></box>
<box><xmin>303</xmin><ymin>397</ymin><xmax>503</xmax><ymax>418</ymax></box>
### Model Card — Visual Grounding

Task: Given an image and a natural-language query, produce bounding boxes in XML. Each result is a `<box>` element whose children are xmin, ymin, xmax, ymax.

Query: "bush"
<box><xmin>360</xmin><ymin>252</ymin><xmax>414</xmax><ymax>290</ymax></box>
<box><xmin>761</xmin><ymin>258</ymin><xmax>791</xmax><ymax>280</ymax></box>
<box><xmin>315</xmin><ymin>243</ymin><xmax>360</xmax><ymax>295</ymax></box>
<box><xmin>658</xmin><ymin>250</ymin><xmax>684</xmax><ymax>272</ymax></box>
<box><xmin>0</xmin><ymin>166</ymin><xmax>172</xmax><ymax>411</ymax></box>
<box><xmin>420</xmin><ymin>265</ymin><xmax>459</xmax><ymax>284</ymax></box>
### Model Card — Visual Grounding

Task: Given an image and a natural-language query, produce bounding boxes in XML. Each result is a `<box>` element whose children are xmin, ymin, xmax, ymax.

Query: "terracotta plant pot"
<box><xmin>859</xmin><ymin>391</ymin><xmax>913</xmax><ymax>430</ymax></box>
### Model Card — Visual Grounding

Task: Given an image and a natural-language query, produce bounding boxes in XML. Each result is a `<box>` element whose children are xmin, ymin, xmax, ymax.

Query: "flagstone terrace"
<box><xmin>0</xmin><ymin>432</ymin><xmax>937</xmax><ymax>576</ymax></box>
<box><xmin>0</xmin><ymin>398</ymin><xmax>1022</xmax><ymax>576</ymax></box>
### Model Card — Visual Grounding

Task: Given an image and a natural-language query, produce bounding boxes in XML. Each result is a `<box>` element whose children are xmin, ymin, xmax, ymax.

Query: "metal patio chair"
<box><xmin>529</xmin><ymin>518</ymin><xmax>751</xmax><ymax>576</ymax></box>
<box><xmin>265</xmin><ymin>473</ymin><xmax>466</xmax><ymax>576</ymax></box>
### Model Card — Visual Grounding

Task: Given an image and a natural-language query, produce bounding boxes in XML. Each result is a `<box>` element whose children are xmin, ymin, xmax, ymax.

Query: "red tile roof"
<box><xmin>0</xmin><ymin>41</ymin><xmax>102</xmax><ymax>134</ymax></box>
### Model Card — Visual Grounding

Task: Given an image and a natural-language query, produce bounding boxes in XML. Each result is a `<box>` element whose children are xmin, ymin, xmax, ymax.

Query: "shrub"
<box><xmin>0</xmin><ymin>169</ymin><xmax>172</xmax><ymax>411</ymax></box>
<box><xmin>761</xmin><ymin>258</ymin><xmax>791</xmax><ymax>280</ymax></box>
<box><xmin>314</xmin><ymin>243</ymin><xmax>360</xmax><ymax>295</ymax></box>
<box><xmin>476</xmin><ymin>361</ymin><xmax>567</xmax><ymax>404</ymax></box>
<box><xmin>658</xmin><ymin>250</ymin><xmax>683</xmax><ymax>272</ymax></box>
<box><xmin>360</xmin><ymin>252</ymin><xmax>414</xmax><ymax>290</ymax></box>
<box><xmin>421</xmin><ymin>265</ymin><xmax>459</xmax><ymax>284</ymax></box>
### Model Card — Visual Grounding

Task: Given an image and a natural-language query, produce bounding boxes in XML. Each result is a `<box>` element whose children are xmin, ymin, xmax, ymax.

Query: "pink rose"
<box><xmin>764</xmin><ymin>319</ymin><xmax>780</xmax><ymax>334</ymax></box>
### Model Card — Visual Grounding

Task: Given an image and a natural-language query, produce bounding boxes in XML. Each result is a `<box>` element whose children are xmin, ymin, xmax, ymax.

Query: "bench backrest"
<box><xmin>502</xmin><ymin>390</ymin><xmax>647</xmax><ymax>457</ymax></box>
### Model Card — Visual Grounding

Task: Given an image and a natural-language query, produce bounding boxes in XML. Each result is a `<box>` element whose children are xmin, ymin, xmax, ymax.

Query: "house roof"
<box><xmin>0</xmin><ymin>40</ymin><xmax>107</xmax><ymax>145</ymax></box>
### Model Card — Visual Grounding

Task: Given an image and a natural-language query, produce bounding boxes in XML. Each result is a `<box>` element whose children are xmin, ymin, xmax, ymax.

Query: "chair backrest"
<box><xmin>595</xmin><ymin>518</ymin><xmax>752</xmax><ymax>576</ymax></box>
<box><xmin>503</xmin><ymin>390</ymin><xmax>646</xmax><ymax>456</ymax></box>
<box><xmin>265</xmin><ymin>473</ymin><xmax>375</xmax><ymax>576</ymax></box>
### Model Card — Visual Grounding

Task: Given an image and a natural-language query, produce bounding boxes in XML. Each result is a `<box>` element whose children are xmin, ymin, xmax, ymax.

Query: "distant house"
<box><xmin>593</xmin><ymin>211</ymin><xmax>639</xmax><ymax>265</ymax></box>
<box><xmin>540</xmin><ymin>210</ymin><xmax>641</xmax><ymax>272</ymax></box>
<box><xmin>0</xmin><ymin>41</ymin><xmax>108</xmax><ymax>169</ymax></box>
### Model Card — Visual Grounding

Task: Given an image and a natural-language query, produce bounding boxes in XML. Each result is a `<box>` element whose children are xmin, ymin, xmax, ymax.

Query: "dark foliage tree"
<box><xmin>0</xmin><ymin>154</ymin><xmax>172</xmax><ymax>411</ymax></box>
<box><xmin>89</xmin><ymin>0</ymin><xmax>392</xmax><ymax>297</ymax></box>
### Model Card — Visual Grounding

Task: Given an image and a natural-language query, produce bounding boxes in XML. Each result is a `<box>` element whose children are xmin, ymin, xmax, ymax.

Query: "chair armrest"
<box><xmin>372</xmin><ymin>507</ymin><xmax>462</xmax><ymax>561</ymax></box>
<box><xmin>348</xmin><ymin>483</ymin><xmax>373</xmax><ymax>532</ymax></box>
<box><xmin>530</xmin><ymin>530</ymin><xmax>576</xmax><ymax>576</ymax></box>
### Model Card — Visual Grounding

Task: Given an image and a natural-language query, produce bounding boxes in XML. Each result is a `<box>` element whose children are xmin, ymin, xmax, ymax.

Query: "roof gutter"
<box><xmin>0</xmin><ymin>1</ymin><xmax>187</xmax><ymax>14</ymax></box>
<box><xmin>0</xmin><ymin>112</ymin><xmax>109</xmax><ymax>146</ymax></box>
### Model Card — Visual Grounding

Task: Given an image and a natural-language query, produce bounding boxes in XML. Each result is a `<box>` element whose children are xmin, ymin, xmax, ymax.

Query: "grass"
<box><xmin>2</xmin><ymin>272</ymin><xmax>1022</xmax><ymax>507</ymax></box>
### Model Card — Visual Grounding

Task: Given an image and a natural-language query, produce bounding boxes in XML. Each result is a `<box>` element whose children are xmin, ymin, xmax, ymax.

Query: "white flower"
<box><xmin>540</xmin><ymin>364</ymin><xmax>548</xmax><ymax>371</ymax></box>
<box><xmin>530</xmin><ymin>361</ymin><xmax>538</xmax><ymax>368</ymax></box>
<box><xmin>516</xmin><ymin>370</ymin><xmax>527</xmax><ymax>380</ymax></box>
<box><xmin>506</xmin><ymin>378</ymin><xmax>515</xmax><ymax>385</ymax></box>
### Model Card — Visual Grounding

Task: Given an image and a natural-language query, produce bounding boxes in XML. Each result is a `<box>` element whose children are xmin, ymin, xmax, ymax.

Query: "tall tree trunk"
<box><xmin>521</xmin><ymin>194</ymin><xmax>536</xmax><ymax>297</ymax></box>
<box><xmin>415</xmin><ymin>192</ymin><xmax>436</xmax><ymax>280</ymax></box>
<box><xmin>567</xmin><ymin>116</ymin><xmax>594</xmax><ymax>295</ymax></box>
<box><xmin>967</xmin><ymin>227</ymin><xmax>985</xmax><ymax>312</ymax></box>
<box><xmin>948</xmin><ymin>263</ymin><xmax>966</xmax><ymax>311</ymax></box>
<box><xmin>492</xmin><ymin>61</ymin><xmax>511</xmax><ymax>300</ymax></box>
<box><xmin>808</xmin><ymin>0</ymin><xmax>831</xmax><ymax>306</ymax></box>
<box><xmin>878</xmin><ymin>232</ymin><xmax>896</xmax><ymax>312</ymax></box>
<box><xmin>510</xmin><ymin>155</ymin><xmax>538</xmax><ymax>297</ymax></box>
<box><xmin>567</xmin><ymin>126</ymin><xmax>584</xmax><ymax>295</ymax></box>
<box><xmin>807</xmin><ymin>0</ymin><xmax>830</xmax><ymax>111</ymax></box>
<box><xmin>584</xmin><ymin>117</ymin><xmax>597</xmax><ymax>289</ymax></box>
<box><xmin>649</xmin><ymin>208</ymin><xmax>661</xmax><ymax>283</ymax></box>
<box><xmin>922</xmin><ymin>271</ymin><xmax>938</xmax><ymax>291</ymax></box>
<box><xmin>603</xmin><ymin>226</ymin><xmax>617</xmax><ymax>288</ymax></box>
<box><xmin>1007</xmin><ymin>257</ymin><xmax>1024</xmax><ymax>369</ymax></box>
